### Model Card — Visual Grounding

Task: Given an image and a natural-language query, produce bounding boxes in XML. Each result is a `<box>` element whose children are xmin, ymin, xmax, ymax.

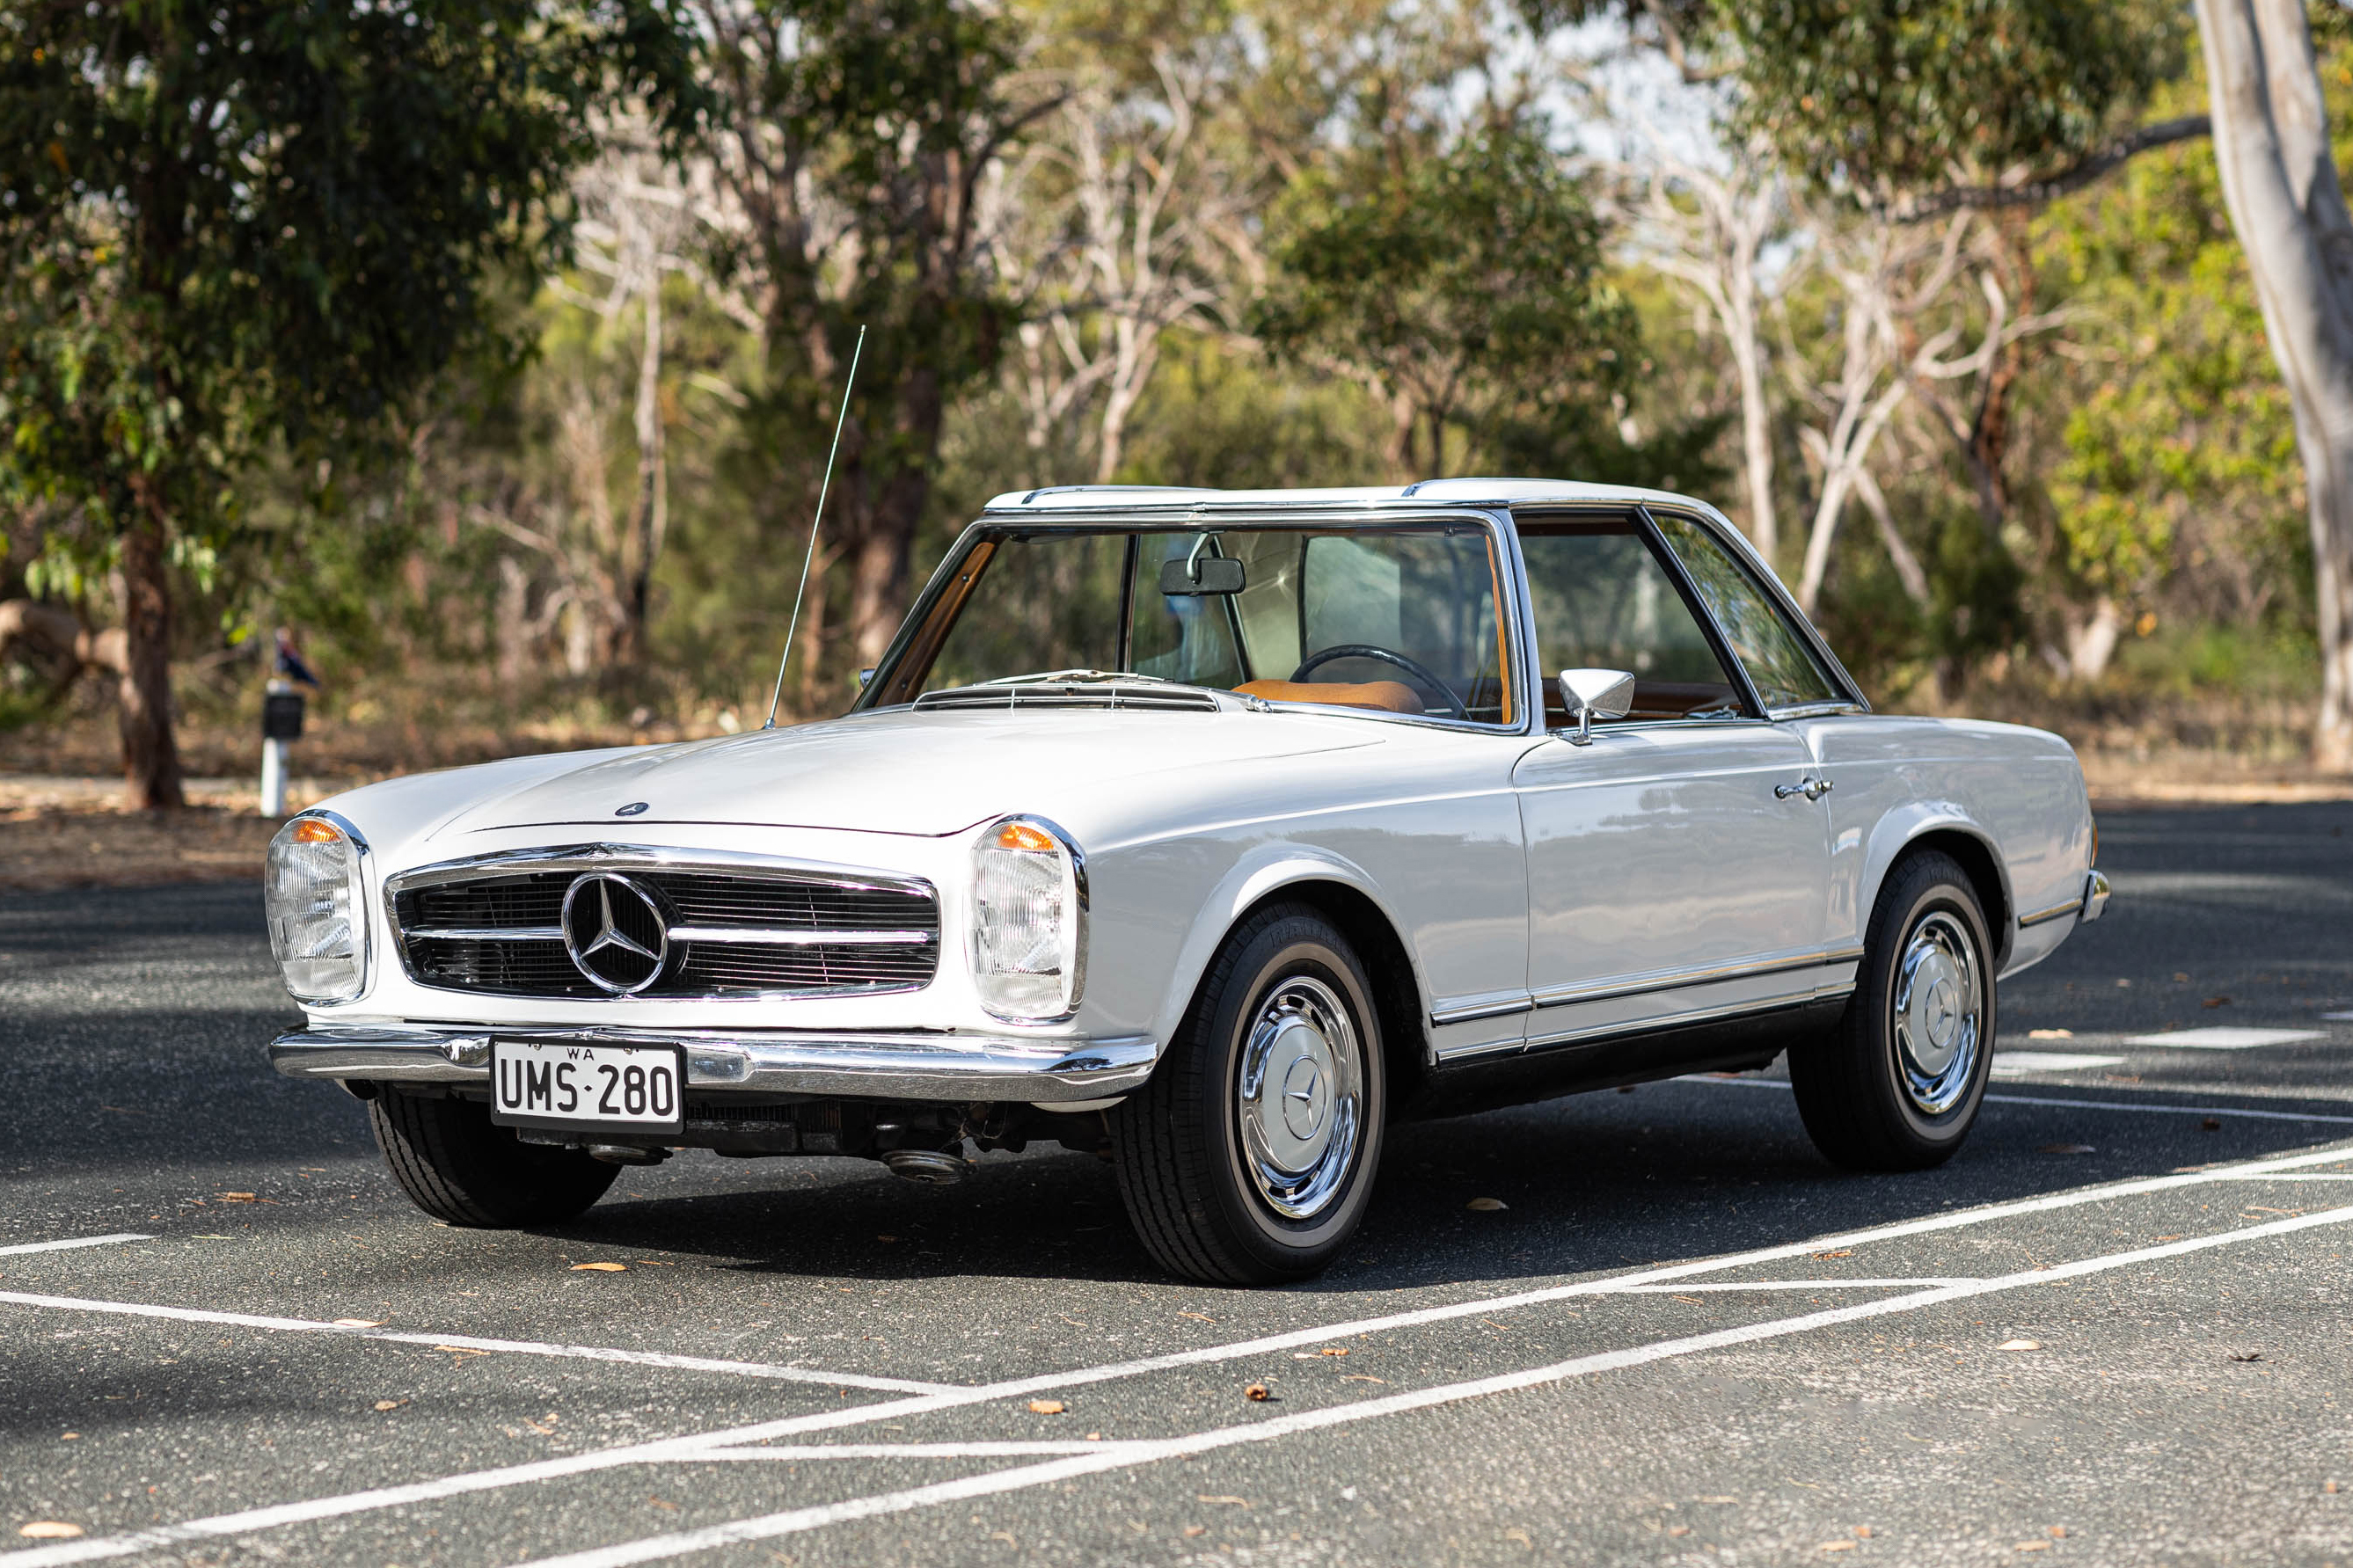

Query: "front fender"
<box><xmin>1145</xmin><ymin>844</ymin><xmax>1431</xmax><ymax>1058</ymax></box>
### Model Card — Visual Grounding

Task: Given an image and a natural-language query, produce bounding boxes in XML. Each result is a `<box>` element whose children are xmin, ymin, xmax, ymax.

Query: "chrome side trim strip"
<box><xmin>2025</xmin><ymin>869</ymin><xmax>2112</xmax><ymax>928</ymax></box>
<box><xmin>2017</xmin><ymin>897</ymin><xmax>2082</xmax><ymax>929</ymax></box>
<box><xmin>1429</xmin><ymin>994</ymin><xmax>1536</xmax><ymax>1026</ymax></box>
<box><xmin>1523</xmin><ymin>987</ymin><xmax>1854</xmax><ymax>1054</ymax></box>
<box><xmin>1530</xmin><ymin>945</ymin><xmax>1867</xmax><ymax>1010</ymax></box>
<box><xmin>268</xmin><ymin>1023</ymin><xmax>1155</xmax><ymax>1104</ymax></box>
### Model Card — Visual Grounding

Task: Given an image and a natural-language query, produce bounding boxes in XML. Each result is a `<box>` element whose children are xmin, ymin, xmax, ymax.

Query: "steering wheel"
<box><xmin>1290</xmin><ymin>644</ymin><xmax>1469</xmax><ymax>720</ymax></box>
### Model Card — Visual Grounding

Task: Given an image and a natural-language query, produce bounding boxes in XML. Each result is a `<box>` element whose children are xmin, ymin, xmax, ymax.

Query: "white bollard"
<box><xmin>259</xmin><ymin>676</ymin><xmax>301</xmax><ymax>817</ymax></box>
<box><xmin>260</xmin><ymin>735</ymin><xmax>289</xmax><ymax>817</ymax></box>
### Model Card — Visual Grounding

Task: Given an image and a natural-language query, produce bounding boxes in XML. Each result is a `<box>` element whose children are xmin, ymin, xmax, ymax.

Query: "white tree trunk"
<box><xmin>2196</xmin><ymin>0</ymin><xmax>2353</xmax><ymax>770</ymax></box>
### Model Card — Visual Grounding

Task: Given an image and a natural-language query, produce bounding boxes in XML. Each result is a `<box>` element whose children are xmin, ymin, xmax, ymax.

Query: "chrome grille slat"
<box><xmin>391</xmin><ymin>857</ymin><xmax>939</xmax><ymax>1001</ymax></box>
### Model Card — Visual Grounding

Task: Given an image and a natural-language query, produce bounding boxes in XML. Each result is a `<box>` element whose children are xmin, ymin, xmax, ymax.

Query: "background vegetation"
<box><xmin>3</xmin><ymin>0</ymin><xmax>2347</xmax><ymax>794</ymax></box>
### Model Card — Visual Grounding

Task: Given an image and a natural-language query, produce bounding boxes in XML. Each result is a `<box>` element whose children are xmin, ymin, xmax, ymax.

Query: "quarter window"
<box><xmin>1652</xmin><ymin>514</ymin><xmax>1845</xmax><ymax>711</ymax></box>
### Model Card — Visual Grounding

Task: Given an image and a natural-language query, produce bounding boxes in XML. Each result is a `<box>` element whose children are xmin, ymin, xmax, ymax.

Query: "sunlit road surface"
<box><xmin>2</xmin><ymin>801</ymin><xmax>2349</xmax><ymax>1567</ymax></box>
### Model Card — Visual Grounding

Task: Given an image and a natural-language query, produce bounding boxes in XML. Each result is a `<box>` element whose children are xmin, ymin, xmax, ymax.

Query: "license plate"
<box><xmin>490</xmin><ymin>1041</ymin><xmax>683</xmax><ymax>1134</ymax></box>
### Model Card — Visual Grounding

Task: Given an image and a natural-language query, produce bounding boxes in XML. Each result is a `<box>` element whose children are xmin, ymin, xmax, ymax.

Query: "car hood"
<box><xmin>428</xmin><ymin>707</ymin><xmax>1380</xmax><ymax>841</ymax></box>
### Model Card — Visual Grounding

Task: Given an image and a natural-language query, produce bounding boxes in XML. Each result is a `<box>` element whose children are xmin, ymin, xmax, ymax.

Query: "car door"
<box><xmin>1509</xmin><ymin>514</ymin><xmax>1833</xmax><ymax>1057</ymax></box>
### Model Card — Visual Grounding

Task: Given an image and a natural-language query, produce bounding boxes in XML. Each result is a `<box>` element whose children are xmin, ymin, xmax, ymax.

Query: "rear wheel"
<box><xmin>1111</xmin><ymin>905</ymin><xmax>1385</xmax><ymax>1284</ymax></box>
<box><xmin>1789</xmin><ymin>850</ymin><xmax>1996</xmax><ymax>1171</ymax></box>
<box><xmin>368</xmin><ymin>1089</ymin><xmax>618</xmax><ymax>1227</ymax></box>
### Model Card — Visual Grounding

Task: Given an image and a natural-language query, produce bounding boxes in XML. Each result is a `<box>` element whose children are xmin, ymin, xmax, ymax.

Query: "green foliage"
<box><xmin>1253</xmin><ymin>121</ymin><xmax>1638</xmax><ymax>475</ymax></box>
<box><xmin>2036</xmin><ymin>93</ymin><xmax>2309</xmax><ymax>623</ymax></box>
<box><xmin>0</xmin><ymin>0</ymin><xmax>698</xmax><ymax>562</ymax></box>
<box><xmin>1720</xmin><ymin>0</ymin><xmax>2184</xmax><ymax>197</ymax></box>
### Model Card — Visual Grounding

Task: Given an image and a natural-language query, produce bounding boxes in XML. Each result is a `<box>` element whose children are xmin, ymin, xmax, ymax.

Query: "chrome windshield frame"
<box><xmin>852</xmin><ymin>504</ymin><xmax>1544</xmax><ymax>739</ymax></box>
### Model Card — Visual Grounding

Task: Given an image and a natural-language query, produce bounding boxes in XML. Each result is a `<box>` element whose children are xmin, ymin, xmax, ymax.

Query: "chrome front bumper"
<box><xmin>268</xmin><ymin>1023</ymin><xmax>1157</xmax><ymax>1105</ymax></box>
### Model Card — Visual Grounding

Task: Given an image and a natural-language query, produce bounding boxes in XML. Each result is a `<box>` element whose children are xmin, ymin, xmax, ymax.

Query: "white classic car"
<box><xmin>267</xmin><ymin>481</ymin><xmax>2109</xmax><ymax>1284</ymax></box>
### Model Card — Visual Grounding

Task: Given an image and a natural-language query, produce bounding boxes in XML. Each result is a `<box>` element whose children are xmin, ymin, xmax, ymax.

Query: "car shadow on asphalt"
<box><xmin>537</xmin><ymin>1075</ymin><xmax>2353</xmax><ymax>1293</ymax></box>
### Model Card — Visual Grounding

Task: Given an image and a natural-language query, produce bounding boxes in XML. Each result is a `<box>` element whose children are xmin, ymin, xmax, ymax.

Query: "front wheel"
<box><xmin>1111</xmin><ymin>905</ymin><xmax>1385</xmax><ymax>1284</ymax></box>
<box><xmin>368</xmin><ymin>1089</ymin><xmax>619</xmax><ymax>1227</ymax></box>
<box><xmin>1789</xmin><ymin>850</ymin><xmax>1997</xmax><ymax>1171</ymax></box>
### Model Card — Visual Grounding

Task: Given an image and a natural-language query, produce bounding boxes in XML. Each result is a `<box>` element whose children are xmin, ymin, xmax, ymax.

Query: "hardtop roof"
<box><xmin>978</xmin><ymin>478</ymin><xmax>1711</xmax><ymax>513</ymax></box>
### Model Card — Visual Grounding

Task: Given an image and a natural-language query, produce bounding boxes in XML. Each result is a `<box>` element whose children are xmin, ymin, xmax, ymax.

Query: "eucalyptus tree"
<box><xmin>0</xmin><ymin>0</ymin><xmax>696</xmax><ymax>806</ymax></box>
<box><xmin>2192</xmin><ymin>0</ymin><xmax>2353</xmax><ymax>770</ymax></box>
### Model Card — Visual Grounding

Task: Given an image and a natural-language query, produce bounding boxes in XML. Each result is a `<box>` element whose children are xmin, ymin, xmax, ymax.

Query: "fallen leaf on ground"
<box><xmin>1811</xmin><ymin>1249</ymin><xmax>1853</xmax><ymax>1260</ymax></box>
<box><xmin>18</xmin><ymin>1524</ymin><xmax>83</xmax><ymax>1540</ymax></box>
<box><xmin>1818</xmin><ymin>1543</ymin><xmax>1855</xmax><ymax>1554</ymax></box>
<box><xmin>59</xmin><ymin>1433</ymin><xmax>78</xmax><ymax>1440</ymax></box>
<box><xmin>2203</xmin><ymin>996</ymin><xmax>2232</xmax><ymax>1008</ymax></box>
<box><xmin>218</xmin><ymin>1192</ymin><xmax>257</xmax><ymax>1203</ymax></box>
<box><xmin>570</xmin><ymin>1262</ymin><xmax>627</xmax><ymax>1272</ymax></box>
<box><xmin>1465</xmin><ymin>1197</ymin><xmax>1508</xmax><ymax>1212</ymax></box>
<box><xmin>332</xmin><ymin>1319</ymin><xmax>383</xmax><ymax>1329</ymax></box>
<box><xmin>1182</xmin><ymin>1527</ymin><xmax>1206</xmax><ymax>1537</ymax></box>
<box><xmin>372</xmin><ymin>1400</ymin><xmax>402</xmax><ymax>1411</ymax></box>
<box><xmin>2039</xmin><ymin>1143</ymin><xmax>2096</xmax><ymax>1155</ymax></box>
<box><xmin>1998</xmin><ymin>1339</ymin><xmax>2041</xmax><ymax>1352</ymax></box>
<box><xmin>1027</xmin><ymin>1400</ymin><xmax>1064</xmax><ymax>1415</ymax></box>
<box><xmin>2203</xmin><ymin>1119</ymin><xmax>2223</xmax><ymax>1131</ymax></box>
<box><xmin>647</xmin><ymin>1499</ymin><xmax>679</xmax><ymax>1511</ymax></box>
<box><xmin>1319</xmin><ymin>1346</ymin><xmax>1347</xmax><ymax>1356</ymax></box>
<box><xmin>2327</xmin><ymin>1482</ymin><xmax>2340</xmax><ymax>1494</ymax></box>
<box><xmin>432</xmin><ymin>1346</ymin><xmax>488</xmax><ymax>1357</ymax></box>
<box><xmin>1196</xmin><ymin>1496</ymin><xmax>1249</xmax><ymax>1506</ymax></box>
<box><xmin>1341</xmin><ymin>1375</ymin><xmax>1386</xmax><ymax>1383</ymax></box>
<box><xmin>1855</xmin><ymin>1527</ymin><xmax>1874</xmax><ymax>1538</ymax></box>
<box><xmin>2230</xmin><ymin>1351</ymin><xmax>2263</xmax><ymax>1362</ymax></box>
<box><xmin>2015</xmin><ymin>1542</ymin><xmax>2050</xmax><ymax>1553</ymax></box>
<box><xmin>2026</xmin><ymin>1028</ymin><xmax>2074</xmax><ymax>1039</ymax></box>
<box><xmin>875</xmin><ymin>1235</ymin><xmax>897</xmax><ymax>1243</ymax></box>
<box><xmin>2050</xmin><ymin>1527</ymin><xmax>2068</xmax><ymax>1538</ymax></box>
<box><xmin>1244</xmin><ymin>1383</ymin><xmax>1271</xmax><ymax>1401</ymax></box>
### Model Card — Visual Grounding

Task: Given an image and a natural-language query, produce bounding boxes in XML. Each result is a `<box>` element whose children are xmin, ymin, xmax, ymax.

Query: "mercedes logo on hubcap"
<box><xmin>561</xmin><ymin>872</ymin><xmax>671</xmax><ymax>994</ymax></box>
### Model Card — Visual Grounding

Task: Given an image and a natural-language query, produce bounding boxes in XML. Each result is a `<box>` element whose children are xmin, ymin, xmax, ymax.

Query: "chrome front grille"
<box><xmin>387</xmin><ymin>850</ymin><xmax>940</xmax><ymax>1001</ymax></box>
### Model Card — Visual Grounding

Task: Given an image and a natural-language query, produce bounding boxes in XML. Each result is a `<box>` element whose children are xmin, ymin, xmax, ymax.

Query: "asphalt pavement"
<box><xmin>3</xmin><ymin>800</ymin><xmax>2351</xmax><ymax>1567</ymax></box>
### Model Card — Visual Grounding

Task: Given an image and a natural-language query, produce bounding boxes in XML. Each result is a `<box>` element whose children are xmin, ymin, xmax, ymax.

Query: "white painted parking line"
<box><xmin>696</xmin><ymin>1441</ymin><xmax>1147</xmax><ymax>1461</ymax></box>
<box><xmin>2321</xmin><ymin>1011</ymin><xmax>2353</xmax><ymax>1022</ymax></box>
<box><xmin>2123</xmin><ymin>1027</ymin><xmax>2327</xmax><ymax>1050</ymax></box>
<box><xmin>0</xmin><ymin>1233</ymin><xmax>149</xmax><ymax>1258</ymax></box>
<box><xmin>0</xmin><ymin>1291</ymin><xmax>954</xmax><ymax>1396</ymax></box>
<box><xmin>9</xmin><ymin>1141</ymin><xmax>2349</xmax><ymax>1568</ymax></box>
<box><xmin>1607</xmin><ymin>1279</ymin><xmax>1982</xmax><ymax>1293</ymax></box>
<box><xmin>1686</xmin><ymin>1073</ymin><xmax>2353</xmax><ymax>1125</ymax></box>
<box><xmin>2212</xmin><ymin>1171</ymin><xmax>2353</xmax><ymax>1180</ymax></box>
<box><xmin>516</xmin><ymin>1205</ymin><xmax>2353</xmax><ymax>1568</ymax></box>
<box><xmin>1991</xmin><ymin>1052</ymin><xmax>2125</xmax><ymax>1077</ymax></box>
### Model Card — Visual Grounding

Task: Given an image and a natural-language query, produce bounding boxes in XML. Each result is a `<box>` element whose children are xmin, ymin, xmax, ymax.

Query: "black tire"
<box><xmin>1111</xmin><ymin>904</ymin><xmax>1386</xmax><ymax>1285</ymax></box>
<box><xmin>368</xmin><ymin>1089</ymin><xmax>619</xmax><ymax>1227</ymax></box>
<box><xmin>1789</xmin><ymin>850</ymin><xmax>1998</xmax><ymax>1171</ymax></box>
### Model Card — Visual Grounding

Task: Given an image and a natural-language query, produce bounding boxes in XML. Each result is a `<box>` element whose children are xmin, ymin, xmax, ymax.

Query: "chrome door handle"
<box><xmin>1807</xmin><ymin>777</ymin><xmax>1834</xmax><ymax>800</ymax></box>
<box><xmin>1776</xmin><ymin>777</ymin><xmax>1835</xmax><ymax>801</ymax></box>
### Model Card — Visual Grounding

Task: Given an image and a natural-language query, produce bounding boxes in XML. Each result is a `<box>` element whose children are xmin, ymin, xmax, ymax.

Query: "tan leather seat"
<box><xmin>1234</xmin><ymin>679</ymin><xmax>1423</xmax><ymax>714</ymax></box>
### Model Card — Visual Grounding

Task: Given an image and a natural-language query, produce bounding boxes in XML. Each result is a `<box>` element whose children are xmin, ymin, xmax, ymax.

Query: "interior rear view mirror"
<box><xmin>1558</xmin><ymin>667</ymin><xmax>1637</xmax><ymax>746</ymax></box>
<box><xmin>1159</xmin><ymin>554</ymin><xmax>1246</xmax><ymax>595</ymax></box>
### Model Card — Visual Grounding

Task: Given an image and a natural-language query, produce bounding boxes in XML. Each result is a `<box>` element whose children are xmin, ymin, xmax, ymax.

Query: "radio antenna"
<box><xmin>764</xmin><ymin>323</ymin><xmax>866</xmax><ymax>730</ymax></box>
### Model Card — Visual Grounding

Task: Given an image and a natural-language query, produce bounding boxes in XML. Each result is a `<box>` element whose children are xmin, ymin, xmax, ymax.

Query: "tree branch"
<box><xmin>1892</xmin><ymin>115</ymin><xmax>2213</xmax><ymax>222</ymax></box>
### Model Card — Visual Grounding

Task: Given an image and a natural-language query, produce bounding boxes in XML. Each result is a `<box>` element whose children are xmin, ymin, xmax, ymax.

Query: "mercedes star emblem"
<box><xmin>560</xmin><ymin>872</ymin><xmax>671</xmax><ymax>994</ymax></box>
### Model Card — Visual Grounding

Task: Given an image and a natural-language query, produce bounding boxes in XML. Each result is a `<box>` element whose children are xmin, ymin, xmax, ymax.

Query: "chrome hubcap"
<box><xmin>1237</xmin><ymin>975</ymin><xmax>1363</xmax><ymax>1220</ymax></box>
<box><xmin>1893</xmin><ymin>910</ymin><xmax>1982</xmax><ymax>1116</ymax></box>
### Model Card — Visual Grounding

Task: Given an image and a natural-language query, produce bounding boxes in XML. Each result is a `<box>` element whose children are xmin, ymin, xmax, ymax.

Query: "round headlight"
<box><xmin>265</xmin><ymin>814</ymin><xmax>369</xmax><ymax>1003</ymax></box>
<box><xmin>969</xmin><ymin>815</ymin><xmax>1086</xmax><ymax>1022</ymax></box>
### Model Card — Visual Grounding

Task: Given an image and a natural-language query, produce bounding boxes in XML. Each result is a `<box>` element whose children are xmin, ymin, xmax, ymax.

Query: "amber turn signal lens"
<box><xmin>291</xmin><ymin>818</ymin><xmax>343</xmax><ymax>844</ymax></box>
<box><xmin>995</xmin><ymin>821</ymin><xmax>1056</xmax><ymax>853</ymax></box>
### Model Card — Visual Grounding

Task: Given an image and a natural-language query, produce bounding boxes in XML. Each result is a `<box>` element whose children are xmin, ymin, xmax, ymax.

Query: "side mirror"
<box><xmin>1558</xmin><ymin>667</ymin><xmax>1636</xmax><ymax>746</ymax></box>
<box><xmin>855</xmin><ymin>667</ymin><xmax>876</xmax><ymax>689</ymax></box>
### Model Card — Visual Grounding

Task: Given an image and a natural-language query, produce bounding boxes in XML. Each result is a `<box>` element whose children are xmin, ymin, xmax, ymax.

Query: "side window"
<box><xmin>1518</xmin><ymin>524</ymin><xmax>1745</xmax><ymax>726</ymax></box>
<box><xmin>1652</xmin><ymin>514</ymin><xmax>1845</xmax><ymax>711</ymax></box>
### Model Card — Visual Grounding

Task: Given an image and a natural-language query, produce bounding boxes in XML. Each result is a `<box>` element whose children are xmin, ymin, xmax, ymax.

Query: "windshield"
<box><xmin>865</xmin><ymin>524</ymin><xmax>1516</xmax><ymax>725</ymax></box>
